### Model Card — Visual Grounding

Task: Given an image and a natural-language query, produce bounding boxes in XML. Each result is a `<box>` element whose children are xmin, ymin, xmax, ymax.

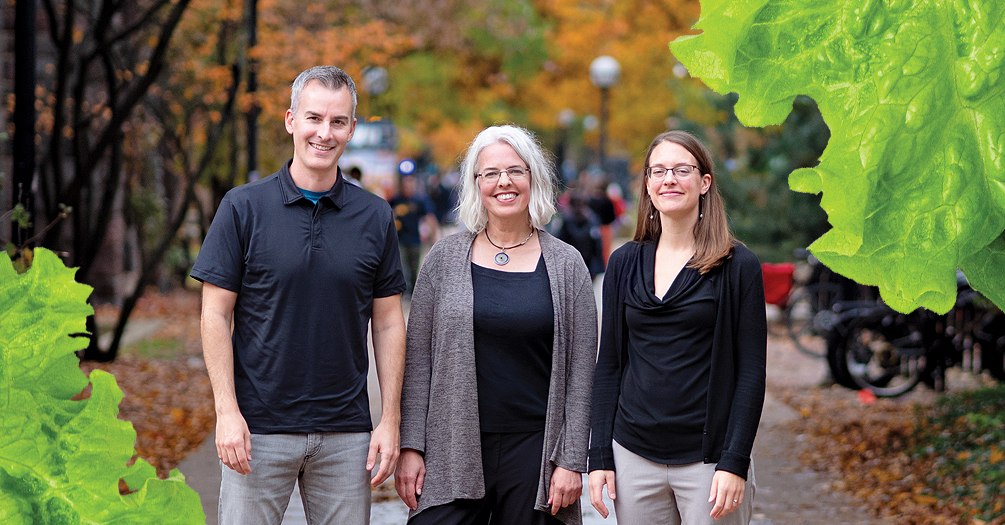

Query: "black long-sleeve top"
<box><xmin>588</xmin><ymin>241</ymin><xmax>767</xmax><ymax>478</ymax></box>
<box><xmin>615</xmin><ymin>247</ymin><xmax>716</xmax><ymax>464</ymax></box>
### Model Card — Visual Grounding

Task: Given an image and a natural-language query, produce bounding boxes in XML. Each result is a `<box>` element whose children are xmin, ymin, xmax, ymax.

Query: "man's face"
<box><xmin>285</xmin><ymin>81</ymin><xmax>356</xmax><ymax>177</ymax></box>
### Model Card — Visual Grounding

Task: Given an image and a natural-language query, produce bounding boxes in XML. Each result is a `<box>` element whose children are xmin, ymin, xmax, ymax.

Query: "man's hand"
<box><xmin>708</xmin><ymin>470</ymin><xmax>745</xmax><ymax>520</ymax></box>
<box><xmin>202</xmin><ymin>282</ymin><xmax>250</xmax><ymax>474</ymax></box>
<box><xmin>547</xmin><ymin>467</ymin><xmax>582</xmax><ymax>515</ymax></box>
<box><xmin>215</xmin><ymin>410</ymin><xmax>252</xmax><ymax>474</ymax></box>
<box><xmin>588</xmin><ymin>470</ymin><xmax>617</xmax><ymax>519</ymax></box>
<box><xmin>369</xmin><ymin>294</ymin><xmax>405</xmax><ymax>487</ymax></box>
<box><xmin>394</xmin><ymin>449</ymin><xmax>425</xmax><ymax>510</ymax></box>
<box><xmin>367</xmin><ymin>418</ymin><xmax>400</xmax><ymax>487</ymax></box>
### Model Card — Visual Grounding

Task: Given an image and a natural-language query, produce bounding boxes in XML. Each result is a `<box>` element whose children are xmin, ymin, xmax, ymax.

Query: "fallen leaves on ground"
<box><xmin>84</xmin><ymin>288</ymin><xmax>400</xmax><ymax>502</ymax></box>
<box><xmin>84</xmin><ymin>289</ymin><xmax>214</xmax><ymax>478</ymax></box>
<box><xmin>82</xmin><ymin>354</ymin><xmax>215</xmax><ymax>477</ymax></box>
<box><xmin>86</xmin><ymin>290</ymin><xmax>1005</xmax><ymax>519</ymax></box>
<box><xmin>780</xmin><ymin>383</ymin><xmax>1005</xmax><ymax>525</ymax></box>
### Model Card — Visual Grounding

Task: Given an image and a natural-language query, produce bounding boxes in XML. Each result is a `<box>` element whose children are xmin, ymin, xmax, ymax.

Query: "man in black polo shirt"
<box><xmin>192</xmin><ymin>65</ymin><xmax>406</xmax><ymax>525</ymax></box>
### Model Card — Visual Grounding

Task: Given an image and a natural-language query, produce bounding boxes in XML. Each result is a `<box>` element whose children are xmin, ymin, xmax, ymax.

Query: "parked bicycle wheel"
<box><xmin>826</xmin><ymin>323</ymin><xmax>860</xmax><ymax>390</ymax></box>
<box><xmin>841</xmin><ymin>311</ymin><xmax>927</xmax><ymax>397</ymax></box>
<box><xmin>981</xmin><ymin>313</ymin><xmax>1005</xmax><ymax>382</ymax></box>
<box><xmin>785</xmin><ymin>283</ymin><xmax>843</xmax><ymax>358</ymax></box>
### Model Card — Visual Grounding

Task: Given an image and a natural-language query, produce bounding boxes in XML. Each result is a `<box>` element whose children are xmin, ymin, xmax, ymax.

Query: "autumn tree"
<box><xmin>243</xmin><ymin>0</ymin><xmax>415</xmax><ymax>171</ymax></box>
<box><xmin>98</xmin><ymin>0</ymin><xmax>243</xmax><ymax>361</ymax></box>
<box><xmin>31</xmin><ymin>0</ymin><xmax>196</xmax><ymax>359</ymax></box>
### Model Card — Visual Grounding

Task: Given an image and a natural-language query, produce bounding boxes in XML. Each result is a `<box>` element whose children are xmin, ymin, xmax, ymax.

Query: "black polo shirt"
<box><xmin>191</xmin><ymin>160</ymin><xmax>406</xmax><ymax>434</ymax></box>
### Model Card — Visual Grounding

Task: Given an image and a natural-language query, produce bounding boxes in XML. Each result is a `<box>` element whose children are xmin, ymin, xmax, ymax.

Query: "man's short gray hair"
<box><xmin>290</xmin><ymin>66</ymin><xmax>357</xmax><ymax>118</ymax></box>
<box><xmin>457</xmin><ymin>125</ymin><xmax>558</xmax><ymax>232</ymax></box>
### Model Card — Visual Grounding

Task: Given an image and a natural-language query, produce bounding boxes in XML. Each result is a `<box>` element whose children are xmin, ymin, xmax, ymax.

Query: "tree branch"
<box><xmin>99</xmin><ymin>66</ymin><xmax>240</xmax><ymax>360</ymax></box>
<box><xmin>80</xmin><ymin>0</ymin><xmax>192</xmax><ymax>178</ymax></box>
<box><xmin>103</xmin><ymin>0</ymin><xmax>175</xmax><ymax>50</ymax></box>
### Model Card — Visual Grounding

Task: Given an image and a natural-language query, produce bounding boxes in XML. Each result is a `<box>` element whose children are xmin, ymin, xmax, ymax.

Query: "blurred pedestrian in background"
<box><xmin>579</xmin><ymin>172</ymin><xmax>618</xmax><ymax>265</ymax></box>
<box><xmin>396</xmin><ymin>125</ymin><xmax>597</xmax><ymax>525</ymax></box>
<box><xmin>346</xmin><ymin>166</ymin><xmax>363</xmax><ymax>187</ymax></box>
<box><xmin>426</xmin><ymin>172</ymin><xmax>459</xmax><ymax>230</ymax></box>
<box><xmin>588</xmin><ymin>130</ymin><xmax>766</xmax><ymax>524</ymax></box>
<box><xmin>556</xmin><ymin>190</ymin><xmax>604</xmax><ymax>279</ymax></box>
<box><xmin>389</xmin><ymin>175</ymin><xmax>437</xmax><ymax>294</ymax></box>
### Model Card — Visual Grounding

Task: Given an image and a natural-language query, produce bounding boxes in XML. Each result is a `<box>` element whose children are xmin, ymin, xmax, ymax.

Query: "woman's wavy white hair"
<box><xmin>456</xmin><ymin>125</ymin><xmax>558</xmax><ymax>232</ymax></box>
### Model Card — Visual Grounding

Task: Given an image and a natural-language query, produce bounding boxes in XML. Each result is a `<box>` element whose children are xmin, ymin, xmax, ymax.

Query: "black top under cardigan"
<box><xmin>588</xmin><ymin>241</ymin><xmax>767</xmax><ymax>478</ymax></box>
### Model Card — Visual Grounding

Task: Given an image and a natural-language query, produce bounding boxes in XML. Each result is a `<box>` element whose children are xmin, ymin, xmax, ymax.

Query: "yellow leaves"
<box><xmin>988</xmin><ymin>448</ymin><xmax>1003</xmax><ymax>464</ymax></box>
<box><xmin>913</xmin><ymin>494</ymin><xmax>939</xmax><ymax>505</ymax></box>
<box><xmin>522</xmin><ymin>0</ymin><xmax>707</xmax><ymax>160</ymax></box>
<box><xmin>957</xmin><ymin>451</ymin><xmax>972</xmax><ymax>461</ymax></box>
<box><xmin>170</xmin><ymin>407</ymin><xmax>186</xmax><ymax>426</ymax></box>
<box><xmin>873</xmin><ymin>467</ymin><xmax>899</xmax><ymax>483</ymax></box>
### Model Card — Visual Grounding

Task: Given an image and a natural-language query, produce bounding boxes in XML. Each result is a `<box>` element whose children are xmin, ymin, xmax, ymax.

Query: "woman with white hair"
<box><xmin>395</xmin><ymin>125</ymin><xmax>597</xmax><ymax>525</ymax></box>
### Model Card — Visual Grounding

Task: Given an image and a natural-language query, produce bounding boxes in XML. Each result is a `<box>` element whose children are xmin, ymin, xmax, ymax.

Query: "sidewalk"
<box><xmin>180</xmin><ymin>392</ymin><xmax>854</xmax><ymax>524</ymax></box>
<box><xmin>177</xmin><ymin>348</ymin><xmax>879</xmax><ymax>524</ymax></box>
<box><xmin>178</xmin><ymin>278</ymin><xmax>881</xmax><ymax>524</ymax></box>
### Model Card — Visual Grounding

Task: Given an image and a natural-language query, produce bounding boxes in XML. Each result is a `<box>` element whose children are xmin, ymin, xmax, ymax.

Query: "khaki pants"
<box><xmin>612</xmin><ymin>439</ymin><xmax>755</xmax><ymax>524</ymax></box>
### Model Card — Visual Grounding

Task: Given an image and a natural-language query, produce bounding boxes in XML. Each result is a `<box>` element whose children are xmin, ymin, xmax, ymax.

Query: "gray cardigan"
<box><xmin>400</xmin><ymin>229</ymin><xmax>598</xmax><ymax>524</ymax></box>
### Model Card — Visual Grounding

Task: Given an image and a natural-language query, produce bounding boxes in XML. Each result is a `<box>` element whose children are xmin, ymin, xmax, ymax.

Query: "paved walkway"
<box><xmin>178</xmin><ymin>277</ymin><xmax>882</xmax><ymax>524</ymax></box>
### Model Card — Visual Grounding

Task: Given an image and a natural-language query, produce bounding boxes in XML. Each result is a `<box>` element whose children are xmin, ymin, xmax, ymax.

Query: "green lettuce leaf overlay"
<box><xmin>1</xmin><ymin>248</ymin><xmax>204</xmax><ymax>524</ymax></box>
<box><xmin>671</xmin><ymin>0</ymin><xmax>1005</xmax><ymax>313</ymax></box>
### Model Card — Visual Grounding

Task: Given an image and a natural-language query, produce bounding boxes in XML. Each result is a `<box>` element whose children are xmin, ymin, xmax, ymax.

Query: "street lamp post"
<box><xmin>589</xmin><ymin>56</ymin><xmax>621</xmax><ymax>173</ymax></box>
<box><xmin>362</xmin><ymin>66</ymin><xmax>389</xmax><ymax>116</ymax></box>
<box><xmin>556</xmin><ymin>108</ymin><xmax>575</xmax><ymax>184</ymax></box>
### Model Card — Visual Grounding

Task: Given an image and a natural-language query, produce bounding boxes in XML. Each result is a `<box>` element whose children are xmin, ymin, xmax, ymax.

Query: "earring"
<box><xmin>699</xmin><ymin>212</ymin><xmax>704</xmax><ymax>219</ymax></box>
<box><xmin>649</xmin><ymin>213</ymin><xmax>654</xmax><ymax>220</ymax></box>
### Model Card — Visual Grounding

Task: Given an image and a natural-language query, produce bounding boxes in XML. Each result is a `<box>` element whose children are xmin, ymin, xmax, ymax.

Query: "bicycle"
<box><xmin>766</xmin><ymin>250</ymin><xmax>873</xmax><ymax>358</ymax></box>
<box><xmin>825</xmin><ymin>272</ymin><xmax>1005</xmax><ymax>397</ymax></box>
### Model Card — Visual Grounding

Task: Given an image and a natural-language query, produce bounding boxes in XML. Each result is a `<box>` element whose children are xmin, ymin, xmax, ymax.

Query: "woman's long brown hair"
<box><xmin>633</xmin><ymin>130</ymin><xmax>736</xmax><ymax>274</ymax></box>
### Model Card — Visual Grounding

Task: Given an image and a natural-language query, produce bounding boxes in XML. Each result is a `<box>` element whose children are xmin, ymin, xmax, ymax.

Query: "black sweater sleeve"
<box><xmin>714</xmin><ymin>246</ymin><xmax>767</xmax><ymax>478</ymax></box>
<box><xmin>588</xmin><ymin>245</ymin><xmax>632</xmax><ymax>472</ymax></box>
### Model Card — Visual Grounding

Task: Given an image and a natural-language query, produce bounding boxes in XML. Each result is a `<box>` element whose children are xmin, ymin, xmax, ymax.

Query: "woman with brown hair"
<box><xmin>587</xmin><ymin>130</ymin><xmax>766</xmax><ymax>524</ymax></box>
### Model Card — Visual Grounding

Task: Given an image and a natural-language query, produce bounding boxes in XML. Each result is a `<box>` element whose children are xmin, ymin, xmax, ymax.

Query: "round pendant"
<box><xmin>494</xmin><ymin>252</ymin><xmax>509</xmax><ymax>265</ymax></box>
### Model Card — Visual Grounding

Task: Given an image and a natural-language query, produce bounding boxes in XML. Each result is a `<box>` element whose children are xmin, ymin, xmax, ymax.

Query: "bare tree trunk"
<box><xmin>96</xmin><ymin>67</ymin><xmax>240</xmax><ymax>361</ymax></box>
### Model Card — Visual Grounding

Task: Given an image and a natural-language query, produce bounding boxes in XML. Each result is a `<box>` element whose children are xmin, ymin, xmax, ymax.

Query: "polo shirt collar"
<box><xmin>278</xmin><ymin>159</ymin><xmax>347</xmax><ymax>209</ymax></box>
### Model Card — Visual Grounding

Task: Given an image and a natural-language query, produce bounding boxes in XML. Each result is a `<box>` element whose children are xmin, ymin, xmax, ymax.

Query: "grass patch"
<box><xmin>912</xmin><ymin>385</ymin><xmax>1005</xmax><ymax>522</ymax></box>
<box><xmin>122</xmin><ymin>338</ymin><xmax>185</xmax><ymax>360</ymax></box>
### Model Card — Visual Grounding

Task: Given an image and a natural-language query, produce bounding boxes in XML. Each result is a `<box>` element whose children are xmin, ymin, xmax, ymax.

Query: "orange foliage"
<box><xmin>153</xmin><ymin>0</ymin><xmax>717</xmax><ymax>173</ymax></box>
<box><xmin>524</xmin><ymin>0</ymin><xmax>706</xmax><ymax>163</ymax></box>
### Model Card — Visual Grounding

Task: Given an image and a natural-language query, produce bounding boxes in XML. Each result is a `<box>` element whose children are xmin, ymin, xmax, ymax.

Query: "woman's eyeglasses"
<box><xmin>477</xmin><ymin>167</ymin><xmax>530</xmax><ymax>182</ymax></box>
<box><xmin>646</xmin><ymin>165</ymin><xmax>697</xmax><ymax>181</ymax></box>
